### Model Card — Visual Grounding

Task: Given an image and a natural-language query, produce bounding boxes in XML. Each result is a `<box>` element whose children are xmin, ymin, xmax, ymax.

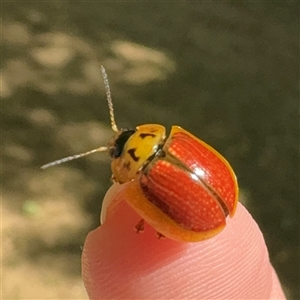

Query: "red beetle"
<box><xmin>42</xmin><ymin>66</ymin><xmax>239</xmax><ymax>242</ymax></box>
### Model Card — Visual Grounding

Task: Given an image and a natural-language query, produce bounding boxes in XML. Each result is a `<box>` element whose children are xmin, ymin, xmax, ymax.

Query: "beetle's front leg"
<box><xmin>135</xmin><ymin>219</ymin><xmax>145</xmax><ymax>233</ymax></box>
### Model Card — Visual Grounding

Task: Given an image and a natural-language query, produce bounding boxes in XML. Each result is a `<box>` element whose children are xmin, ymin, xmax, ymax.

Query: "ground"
<box><xmin>2</xmin><ymin>2</ymin><xmax>299</xmax><ymax>299</ymax></box>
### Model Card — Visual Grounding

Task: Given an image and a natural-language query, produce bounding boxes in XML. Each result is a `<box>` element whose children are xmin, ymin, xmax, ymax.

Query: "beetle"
<box><xmin>42</xmin><ymin>66</ymin><xmax>239</xmax><ymax>242</ymax></box>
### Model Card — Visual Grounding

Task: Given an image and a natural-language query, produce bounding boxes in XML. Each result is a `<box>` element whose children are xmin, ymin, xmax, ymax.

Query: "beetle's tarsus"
<box><xmin>110</xmin><ymin>174</ymin><xmax>117</xmax><ymax>183</ymax></box>
<box><xmin>157</xmin><ymin>232</ymin><xmax>165</xmax><ymax>239</ymax></box>
<box><xmin>135</xmin><ymin>219</ymin><xmax>145</xmax><ymax>233</ymax></box>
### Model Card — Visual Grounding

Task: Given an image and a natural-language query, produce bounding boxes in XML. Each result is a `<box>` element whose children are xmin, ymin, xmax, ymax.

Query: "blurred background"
<box><xmin>2</xmin><ymin>2</ymin><xmax>299</xmax><ymax>299</ymax></box>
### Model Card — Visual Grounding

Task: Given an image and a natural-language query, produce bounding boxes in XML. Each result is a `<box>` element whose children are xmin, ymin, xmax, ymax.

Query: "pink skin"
<box><xmin>82</xmin><ymin>184</ymin><xmax>286</xmax><ymax>299</ymax></box>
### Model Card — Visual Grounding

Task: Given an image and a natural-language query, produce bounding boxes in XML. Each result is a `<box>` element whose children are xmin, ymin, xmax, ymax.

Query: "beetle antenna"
<box><xmin>101</xmin><ymin>66</ymin><xmax>119</xmax><ymax>133</ymax></box>
<box><xmin>41</xmin><ymin>66</ymin><xmax>118</xmax><ymax>169</ymax></box>
<box><xmin>41</xmin><ymin>146</ymin><xmax>108</xmax><ymax>169</ymax></box>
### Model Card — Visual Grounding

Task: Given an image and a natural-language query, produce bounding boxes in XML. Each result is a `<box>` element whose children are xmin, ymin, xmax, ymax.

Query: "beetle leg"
<box><xmin>110</xmin><ymin>174</ymin><xmax>117</xmax><ymax>183</ymax></box>
<box><xmin>135</xmin><ymin>219</ymin><xmax>145</xmax><ymax>233</ymax></box>
<box><xmin>156</xmin><ymin>232</ymin><xmax>165</xmax><ymax>239</ymax></box>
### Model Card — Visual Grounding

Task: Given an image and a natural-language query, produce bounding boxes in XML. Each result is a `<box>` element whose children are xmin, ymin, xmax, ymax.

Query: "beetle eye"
<box><xmin>109</xmin><ymin>129</ymin><xmax>136</xmax><ymax>158</ymax></box>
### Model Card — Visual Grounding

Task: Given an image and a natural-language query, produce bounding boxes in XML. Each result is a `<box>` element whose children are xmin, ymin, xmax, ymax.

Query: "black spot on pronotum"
<box><xmin>128</xmin><ymin>148</ymin><xmax>139</xmax><ymax>162</ymax></box>
<box><xmin>109</xmin><ymin>129</ymin><xmax>136</xmax><ymax>158</ymax></box>
<box><xmin>139</xmin><ymin>133</ymin><xmax>156</xmax><ymax>139</ymax></box>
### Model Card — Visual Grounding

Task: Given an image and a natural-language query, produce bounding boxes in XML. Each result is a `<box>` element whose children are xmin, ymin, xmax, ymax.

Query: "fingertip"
<box><xmin>82</xmin><ymin>185</ymin><xmax>285</xmax><ymax>299</ymax></box>
<box><xmin>82</xmin><ymin>196</ymin><xmax>186</xmax><ymax>299</ymax></box>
